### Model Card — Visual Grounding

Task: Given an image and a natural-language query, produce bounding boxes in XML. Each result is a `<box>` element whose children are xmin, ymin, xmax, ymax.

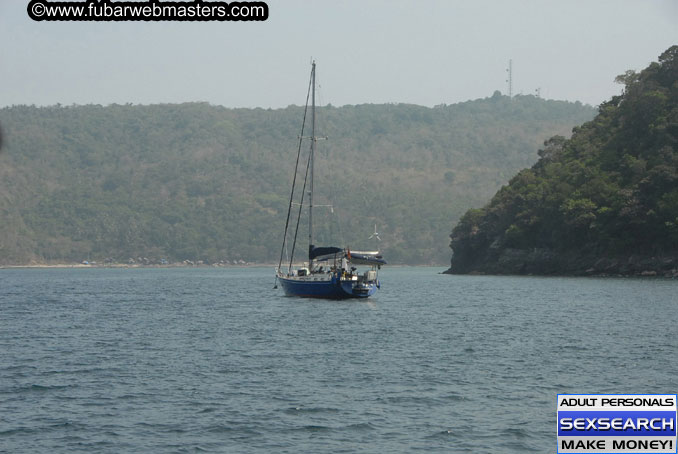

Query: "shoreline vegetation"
<box><xmin>0</xmin><ymin>263</ymin><xmax>264</xmax><ymax>269</ymax></box>
<box><xmin>0</xmin><ymin>94</ymin><xmax>594</xmax><ymax>267</ymax></box>
<box><xmin>446</xmin><ymin>46</ymin><xmax>678</xmax><ymax>277</ymax></box>
<box><xmin>0</xmin><ymin>259</ymin><xmax>270</xmax><ymax>269</ymax></box>
<box><xmin>3</xmin><ymin>49</ymin><xmax>676</xmax><ymax>275</ymax></box>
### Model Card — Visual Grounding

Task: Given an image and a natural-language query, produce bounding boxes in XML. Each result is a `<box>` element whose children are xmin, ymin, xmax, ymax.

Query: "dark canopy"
<box><xmin>309</xmin><ymin>245</ymin><xmax>343</xmax><ymax>260</ymax></box>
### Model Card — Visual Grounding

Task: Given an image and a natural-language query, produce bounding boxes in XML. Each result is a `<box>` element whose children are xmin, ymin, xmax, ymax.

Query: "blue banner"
<box><xmin>558</xmin><ymin>411</ymin><xmax>676</xmax><ymax>437</ymax></box>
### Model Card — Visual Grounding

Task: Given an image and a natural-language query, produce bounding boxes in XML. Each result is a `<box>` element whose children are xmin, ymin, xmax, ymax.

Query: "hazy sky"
<box><xmin>1</xmin><ymin>0</ymin><xmax>677</xmax><ymax>108</ymax></box>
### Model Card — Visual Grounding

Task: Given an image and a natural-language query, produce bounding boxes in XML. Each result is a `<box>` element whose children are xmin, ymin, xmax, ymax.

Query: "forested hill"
<box><xmin>0</xmin><ymin>94</ymin><xmax>594</xmax><ymax>265</ymax></box>
<box><xmin>448</xmin><ymin>46</ymin><xmax>678</xmax><ymax>276</ymax></box>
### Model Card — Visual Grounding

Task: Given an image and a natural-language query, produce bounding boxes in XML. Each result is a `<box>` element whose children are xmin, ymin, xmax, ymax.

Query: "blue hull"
<box><xmin>278</xmin><ymin>275</ymin><xmax>378</xmax><ymax>299</ymax></box>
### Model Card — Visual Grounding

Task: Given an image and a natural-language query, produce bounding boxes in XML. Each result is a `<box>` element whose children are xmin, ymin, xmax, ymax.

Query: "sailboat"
<box><xmin>275</xmin><ymin>61</ymin><xmax>386</xmax><ymax>299</ymax></box>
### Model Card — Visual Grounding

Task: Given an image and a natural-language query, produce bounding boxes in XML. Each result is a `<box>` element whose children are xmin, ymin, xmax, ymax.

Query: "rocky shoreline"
<box><xmin>445</xmin><ymin>248</ymin><xmax>678</xmax><ymax>277</ymax></box>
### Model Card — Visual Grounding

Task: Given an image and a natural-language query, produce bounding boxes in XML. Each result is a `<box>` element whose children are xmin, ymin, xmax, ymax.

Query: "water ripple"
<box><xmin>1</xmin><ymin>267</ymin><xmax>676</xmax><ymax>453</ymax></box>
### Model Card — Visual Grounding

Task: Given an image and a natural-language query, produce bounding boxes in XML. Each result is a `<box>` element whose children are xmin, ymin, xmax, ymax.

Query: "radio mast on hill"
<box><xmin>506</xmin><ymin>59</ymin><xmax>513</xmax><ymax>98</ymax></box>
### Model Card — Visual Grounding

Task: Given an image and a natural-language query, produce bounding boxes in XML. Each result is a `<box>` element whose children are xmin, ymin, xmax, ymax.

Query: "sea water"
<box><xmin>1</xmin><ymin>267</ymin><xmax>676</xmax><ymax>453</ymax></box>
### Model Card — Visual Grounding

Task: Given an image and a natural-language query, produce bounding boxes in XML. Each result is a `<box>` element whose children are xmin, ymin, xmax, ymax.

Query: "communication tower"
<box><xmin>506</xmin><ymin>59</ymin><xmax>513</xmax><ymax>98</ymax></box>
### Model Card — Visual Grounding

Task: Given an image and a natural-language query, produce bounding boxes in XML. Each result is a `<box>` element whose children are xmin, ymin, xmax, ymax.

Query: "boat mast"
<box><xmin>308</xmin><ymin>61</ymin><xmax>316</xmax><ymax>262</ymax></box>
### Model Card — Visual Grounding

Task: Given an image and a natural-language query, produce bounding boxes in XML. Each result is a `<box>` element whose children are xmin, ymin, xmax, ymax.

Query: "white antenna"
<box><xmin>368</xmin><ymin>224</ymin><xmax>381</xmax><ymax>241</ymax></box>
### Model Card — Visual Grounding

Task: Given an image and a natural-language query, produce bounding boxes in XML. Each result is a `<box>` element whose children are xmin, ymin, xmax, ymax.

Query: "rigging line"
<box><xmin>313</xmin><ymin>83</ymin><xmax>338</xmax><ymax>246</ymax></box>
<box><xmin>288</xmin><ymin>137</ymin><xmax>313</xmax><ymax>273</ymax></box>
<box><xmin>275</xmin><ymin>68</ymin><xmax>313</xmax><ymax>285</ymax></box>
<box><xmin>334</xmin><ymin>204</ymin><xmax>346</xmax><ymax>250</ymax></box>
